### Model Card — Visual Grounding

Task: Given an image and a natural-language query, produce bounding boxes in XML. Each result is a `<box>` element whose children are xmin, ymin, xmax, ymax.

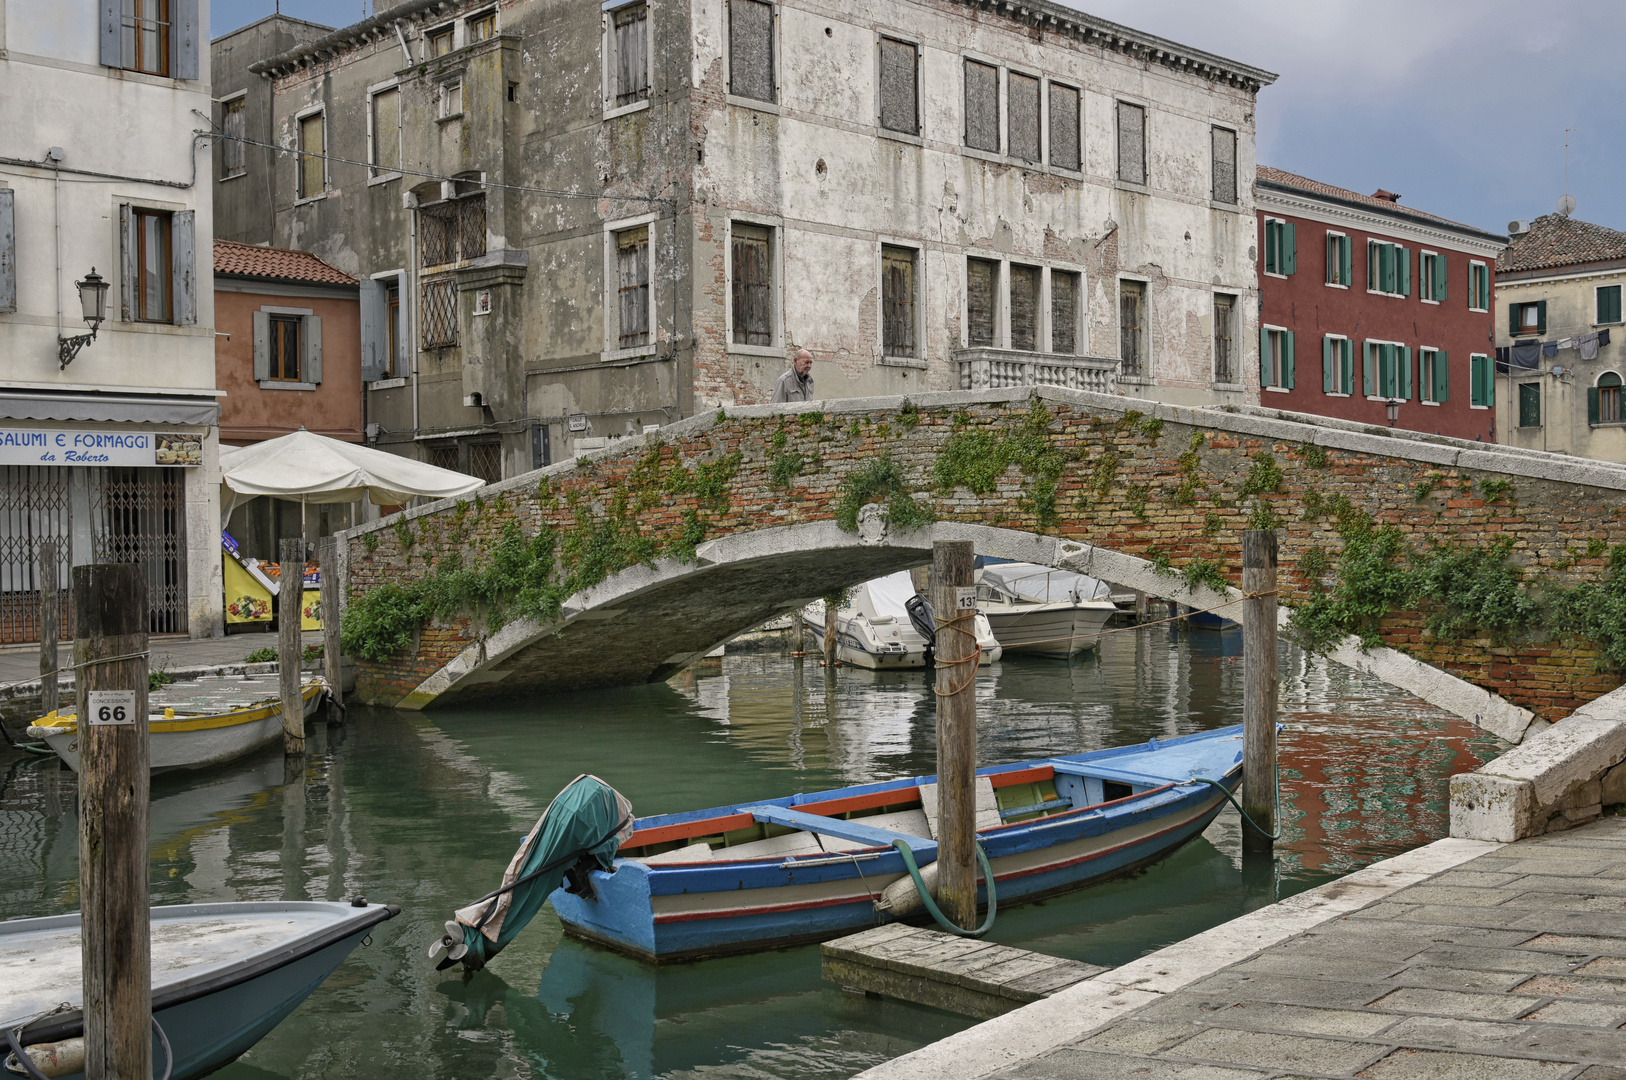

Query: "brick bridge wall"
<box><xmin>342</xmin><ymin>387</ymin><xmax>1626</xmax><ymax>719</ymax></box>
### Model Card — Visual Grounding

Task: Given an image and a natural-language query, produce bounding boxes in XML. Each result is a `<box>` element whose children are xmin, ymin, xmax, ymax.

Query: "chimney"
<box><xmin>1371</xmin><ymin>189</ymin><xmax>1402</xmax><ymax>204</ymax></box>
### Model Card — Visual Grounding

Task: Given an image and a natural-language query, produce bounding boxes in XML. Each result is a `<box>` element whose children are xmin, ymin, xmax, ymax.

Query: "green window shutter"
<box><xmin>1536</xmin><ymin>300</ymin><xmax>1547</xmax><ymax>335</ymax></box>
<box><xmin>1509</xmin><ymin>301</ymin><xmax>1521</xmax><ymax>334</ymax></box>
<box><xmin>1363</xmin><ymin>341</ymin><xmax>1375</xmax><ymax>396</ymax></box>
<box><xmin>1325</xmin><ymin>236</ymin><xmax>1336</xmax><ymax>285</ymax></box>
<box><xmin>1398</xmin><ymin>247</ymin><xmax>1412</xmax><ymax>297</ymax></box>
<box><xmin>1324</xmin><ymin>336</ymin><xmax>1335</xmax><ymax>392</ymax></box>
<box><xmin>1283</xmin><ymin>222</ymin><xmax>1297</xmax><ymax>275</ymax></box>
<box><xmin>1382</xmin><ymin>245</ymin><xmax>1396</xmax><ymax>293</ymax></box>
<box><xmin>1399</xmin><ymin>346</ymin><xmax>1412</xmax><ymax>400</ymax></box>
<box><xmin>1264</xmin><ymin>221</ymin><xmax>1276</xmax><ymax>274</ymax></box>
<box><xmin>1470</xmin><ymin>356</ymin><xmax>1483</xmax><ymax>407</ymax></box>
<box><xmin>1590</xmin><ymin>387</ymin><xmax>1601</xmax><ymax>426</ymax></box>
<box><xmin>1435</xmin><ymin>350</ymin><xmax>1449</xmax><ymax>402</ymax></box>
<box><xmin>1260</xmin><ymin>326</ymin><xmax>1270</xmax><ymax>384</ymax></box>
<box><xmin>1343</xmin><ymin>239</ymin><xmax>1354</xmax><ymax>289</ymax></box>
<box><xmin>1285</xmin><ymin>330</ymin><xmax>1295</xmax><ymax>388</ymax></box>
<box><xmin>1435</xmin><ymin>255</ymin><xmax>1448</xmax><ymax>302</ymax></box>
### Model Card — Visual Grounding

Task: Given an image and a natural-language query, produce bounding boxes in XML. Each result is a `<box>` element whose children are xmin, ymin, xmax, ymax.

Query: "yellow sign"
<box><xmin>223</xmin><ymin>554</ymin><xmax>273</xmax><ymax>624</ymax></box>
<box><xmin>301</xmin><ymin>589</ymin><xmax>323</xmax><ymax>631</ymax></box>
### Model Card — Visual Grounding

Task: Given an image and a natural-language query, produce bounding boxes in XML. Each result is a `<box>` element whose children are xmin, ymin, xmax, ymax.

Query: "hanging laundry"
<box><xmin>1581</xmin><ymin>332</ymin><xmax>1600</xmax><ymax>361</ymax></box>
<box><xmin>1558</xmin><ymin>337</ymin><xmax>1576</xmax><ymax>350</ymax></box>
<box><xmin>1510</xmin><ymin>341</ymin><xmax>1542</xmax><ymax>368</ymax></box>
<box><xmin>1496</xmin><ymin>346</ymin><xmax>1511</xmax><ymax>374</ymax></box>
<box><xmin>1601</xmin><ymin>328</ymin><xmax>1612</xmax><ymax>347</ymax></box>
<box><xmin>1542</xmin><ymin>341</ymin><xmax>1559</xmax><ymax>357</ymax></box>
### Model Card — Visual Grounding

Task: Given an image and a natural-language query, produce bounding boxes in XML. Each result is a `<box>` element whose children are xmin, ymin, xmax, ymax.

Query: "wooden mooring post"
<box><xmin>1242</xmin><ymin>529</ymin><xmax>1278</xmax><ymax>852</ymax></box>
<box><xmin>75</xmin><ymin>563</ymin><xmax>152</xmax><ymax>1080</ymax></box>
<box><xmin>318</xmin><ymin>536</ymin><xmax>344</xmax><ymax>724</ymax></box>
<box><xmin>930</xmin><ymin>540</ymin><xmax>978</xmax><ymax>931</ymax></box>
<box><xmin>823</xmin><ymin>596</ymin><xmax>838</xmax><ymax>669</ymax></box>
<box><xmin>279</xmin><ymin>537</ymin><xmax>306</xmax><ymax>755</ymax></box>
<box><xmin>38</xmin><ymin>539</ymin><xmax>58</xmax><ymax>715</ymax></box>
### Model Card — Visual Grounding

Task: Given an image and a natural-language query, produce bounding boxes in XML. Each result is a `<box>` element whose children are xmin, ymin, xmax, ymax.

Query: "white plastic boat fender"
<box><xmin>6</xmin><ymin>1037</ymin><xmax>83</xmax><ymax>1079</ymax></box>
<box><xmin>875</xmin><ymin>860</ymin><xmax>938</xmax><ymax>916</ymax></box>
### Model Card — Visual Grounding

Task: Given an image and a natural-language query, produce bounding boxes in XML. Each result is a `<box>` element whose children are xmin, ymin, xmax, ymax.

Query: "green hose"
<box><xmin>1191</xmin><ymin>774</ymin><xmax>1282</xmax><ymax>840</ymax></box>
<box><xmin>891</xmin><ymin>838</ymin><xmax>998</xmax><ymax>937</ymax></box>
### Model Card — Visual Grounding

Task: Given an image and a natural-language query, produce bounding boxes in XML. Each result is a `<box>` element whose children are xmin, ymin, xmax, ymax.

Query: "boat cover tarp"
<box><xmin>980</xmin><ymin>563</ymin><xmax>1112</xmax><ymax>604</ymax></box>
<box><xmin>446</xmin><ymin>774</ymin><xmax>633</xmax><ymax>971</ymax></box>
<box><xmin>859</xmin><ymin>570</ymin><xmax>921</xmax><ymax>619</ymax></box>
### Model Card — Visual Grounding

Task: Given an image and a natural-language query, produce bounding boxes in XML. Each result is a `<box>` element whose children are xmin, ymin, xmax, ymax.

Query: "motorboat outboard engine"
<box><xmin>905</xmin><ymin>593</ymin><xmax>937</xmax><ymax>669</ymax></box>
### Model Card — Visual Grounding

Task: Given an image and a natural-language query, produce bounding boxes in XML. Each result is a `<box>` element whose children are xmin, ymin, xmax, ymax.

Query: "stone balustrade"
<box><xmin>956</xmin><ymin>348</ymin><xmax>1119</xmax><ymax>395</ymax></box>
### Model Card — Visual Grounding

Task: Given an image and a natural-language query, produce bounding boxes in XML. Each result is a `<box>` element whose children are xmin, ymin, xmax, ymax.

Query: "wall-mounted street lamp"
<box><xmin>1385</xmin><ymin>397</ymin><xmax>1402</xmax><ymax>427</ymax></box>
<box><xmin>58</xmin><ymin>268</ymin><xmax>110</xmax><ymax>370</ymax></box>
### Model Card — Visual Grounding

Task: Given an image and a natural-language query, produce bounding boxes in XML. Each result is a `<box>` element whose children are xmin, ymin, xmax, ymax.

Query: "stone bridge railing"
<box><xmin>957</xmin><ymin>348</ymin><xmax>1119</xmax><ymax>394</ymax></box>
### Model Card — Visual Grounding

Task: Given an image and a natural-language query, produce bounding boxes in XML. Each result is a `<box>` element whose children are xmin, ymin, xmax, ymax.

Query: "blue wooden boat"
<box><xmin>1</xmin><ymin>900</ymin><xmax>398</xmax><ymax>1080</ymax></box>
<box><xmin>552</xmin><ymin>725</ymin><xmax>1244</xmax><ymax>963</ymax></box>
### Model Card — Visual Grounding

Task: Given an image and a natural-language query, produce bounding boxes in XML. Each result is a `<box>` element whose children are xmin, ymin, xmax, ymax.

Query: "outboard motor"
<box><xmin>906</xmin><ymin>593</ymin><xmax>937</xmax><ymax>669</ymax></box>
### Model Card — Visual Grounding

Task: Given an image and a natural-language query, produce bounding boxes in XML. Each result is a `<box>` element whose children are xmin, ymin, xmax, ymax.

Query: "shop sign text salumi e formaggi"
<box><xmin>0</xmin><ymin>428</ymin><xmax>203</xmax><ymax>467</ymax></box>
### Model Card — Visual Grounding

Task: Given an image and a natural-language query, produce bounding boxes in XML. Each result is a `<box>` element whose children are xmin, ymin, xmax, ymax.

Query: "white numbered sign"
<box><xmin>955</xmin><ymin>586</ymin><xmax>977</xmax><ymax>611</ymax></box>
<box><xmin>87</xmin><ymin>690</ymin><xmax>138</xmax><ymax>726</ymax></box>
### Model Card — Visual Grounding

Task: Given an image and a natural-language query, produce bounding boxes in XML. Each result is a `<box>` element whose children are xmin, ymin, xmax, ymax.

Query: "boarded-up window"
<box><xmin>372</xmin><ymin>88</ymin><xmax>400</xmax><ymax>174</ymax></box>
<box><xmin>1049</xmin><ymin>83</ymin><xmax>1080</xmax><ymax>171</ymax></box>
<box><xmin>221</xmin><ymin>96</ymin><xmax>245</xmax><ymax>178</ymax></box>
<box><xmin>731</xmin><ymin>224</ymin><xmax>771</xmax><ymax>346</ymax></box>
<box><xmin>420</xmin><ymin>278</ymin><xmax>459</xmax><ymax>348</ymax></box>
<box><xmin>1213</xmin><ymin>294</ymin><xmax>1235</xmax><ymax>382</ymax></box>
<box><xmin>613</xmin><ymin>3</ymin><xmax>649</xmax><ymax>108</ymax></box>
<box><xmin>617</xmin><ymin>226</ymin><xmax>651</xmax><ymax>348</ymax></box>
<box><xmin>1008</xmin><ymin>73</ymin><xmax>1040</xmax><ymax>163</ymax></box>
<box><xmin>878</xmin><ymin>38</ymin><xmax>918</xmax><ymax>135</ymax></box>
<box><xmin>1119</xmin><ymin>280</ymin><xmax>1145</xmax><ymax>375</ymax></box>
<box><xmin>1009</xmin><ymin>264</ymin><xmax>1039</xmax><ymax>351</ymax></box>
<box><xmin>964</xmin><ymin>60</ymin><xmax>998</xmax><ymax>152</ymax></box>
<box><xmin>1116</xmin><ymin>101</ymin><xmax>1145</xmax><ymax>185</ymax></box>
<box><xmin>882</xmin><ymin>246</ymin><xmax>917</xmax><ymax>357</ymax></box>
<box><xmin>729</xmin><ymin>0</ymin><xmax>774</xmax><ymax>103</ymax></box>
<box><xmin>967</xmin><ymin>258</ymin><xmax>997</xmax><ymax>347</ymax></box>
<box><xmin>298</xmin><ymin>112</ymin><xmax>323</xmax><ymax>198</ymax></box>
<box><xmin>1211</xmin><ymin>126</ymin><xmax>1236</xmax><ymax>204</ymax></box>
<box><xmin>1051</xmin><ymin>271</ymin><xmax>1079</xmax><ymax>354</ymax></box>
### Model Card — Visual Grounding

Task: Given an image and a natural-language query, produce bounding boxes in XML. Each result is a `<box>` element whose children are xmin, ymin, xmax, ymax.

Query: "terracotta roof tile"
<box><xmin>1257</xmin><ymin>166</ymin><xmax>1482</xmax><ymax>232</ymax></box>
<box><xmin>214</xmin><ymin>240</ymin><xmax>356</xmax><ymax>286</ymax></box>
<box><xmin>1497</xmin><ymin>214</ymin><xmax>1626</xmax><ymax>274</ymax></box>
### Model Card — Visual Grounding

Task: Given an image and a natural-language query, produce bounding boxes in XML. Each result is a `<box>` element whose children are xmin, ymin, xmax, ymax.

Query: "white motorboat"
<box><xmin>1</xmin><ymin>900</ymin><xmax>397</xmax><ymax>1080</ymax></box>
<box><xmin>826</xmin><ymin>571</ymin><xmax>1001</xmax><ymax>670</ymax></box>
<box><xmin>975</xmin><ymin>562</ymin><xmax>1118</xmax><ymax>657</ymax></box>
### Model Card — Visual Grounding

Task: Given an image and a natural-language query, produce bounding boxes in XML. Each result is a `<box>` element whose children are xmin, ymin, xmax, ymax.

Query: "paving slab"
<box><xmin>1355</xmin><ymin>1047</ymin><xmax>1572</xmax><ymax>1079</ymax></box>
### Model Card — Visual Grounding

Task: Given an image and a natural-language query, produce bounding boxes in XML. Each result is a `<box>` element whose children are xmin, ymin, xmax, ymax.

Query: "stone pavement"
<box><xmin>995</xmin><ymin>814</ymin><xmax>1626</xmax><ymax>1080</ymax></box>
<box><xmin>0</xmin><ymin>631</ymin><xmax>323</xmax><ymax>689</ymax></box>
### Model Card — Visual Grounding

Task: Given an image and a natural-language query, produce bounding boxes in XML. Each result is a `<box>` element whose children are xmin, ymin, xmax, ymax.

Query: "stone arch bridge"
<box><xmin>338</xmin><ymin>387</ymin><xmax>1626</xmax><ymax>743</ymax></box>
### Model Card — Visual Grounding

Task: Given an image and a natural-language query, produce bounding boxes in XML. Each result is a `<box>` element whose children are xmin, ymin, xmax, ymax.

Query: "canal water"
<box><xmin>0</xmin><ymin>627</ymin><xmax>1506</xmax><ymax>1079</ymax></box>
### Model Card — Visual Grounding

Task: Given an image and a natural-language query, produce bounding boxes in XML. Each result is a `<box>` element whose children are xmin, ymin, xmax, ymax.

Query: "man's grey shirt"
<box><xmin>772</xmin><ymin>369</ymin><xmax>815</xmax><ymax>403</ymax></box>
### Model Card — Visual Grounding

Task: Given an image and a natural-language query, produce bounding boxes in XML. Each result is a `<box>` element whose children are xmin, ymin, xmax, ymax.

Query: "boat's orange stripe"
<box><xmin>624</xmin><ymin>813</ymin><xmax>756</xmax><ymax>850</ymax></box>
<box><xmin>988</xmin><ymin>765</ymin><xmax>1054</xmax><ymax>788</ymax></box>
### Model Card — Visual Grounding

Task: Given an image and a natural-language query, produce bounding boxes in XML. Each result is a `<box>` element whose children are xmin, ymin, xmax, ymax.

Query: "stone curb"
<box><xmin>849</xmin><ymin>835</ymin><xmax>1501</xmax><ymax>1080</ymax></box>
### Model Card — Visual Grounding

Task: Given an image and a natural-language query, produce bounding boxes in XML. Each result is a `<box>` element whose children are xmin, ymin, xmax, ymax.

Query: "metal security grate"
<box><xmin>421</xmin><ymin>278</ymin><xmax>460</xmax><ymax>348</ymax></box>
<box><xmin>426</xmin><ymin>443</ymin><xmax>459</xmax><ymax>472</ymax></box>
<box><xmin>0</xmin><ymin>467</ymin><xmax>70</xmax><ymax>644</ymax></box>
<box><xmin>466</xmin><ymin>442</ymin><xmax>502</xmax><ymax>483</ymax></box>
<box><xmin>420</xmin><ymin>195</ymin><xmax>487</xmax><ymax>268</ymax></box>
<box><xmin>92</xmin><ymin>467</ymin><xmax>188</xmax><ymax>635</ymax></box>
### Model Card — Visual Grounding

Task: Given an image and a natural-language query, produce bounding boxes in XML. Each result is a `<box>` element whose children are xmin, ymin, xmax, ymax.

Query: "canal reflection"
<box><xmin>0</xmin><ymin>628</ymin><xmax>1508</xmax><ymax>1080</ymax></box>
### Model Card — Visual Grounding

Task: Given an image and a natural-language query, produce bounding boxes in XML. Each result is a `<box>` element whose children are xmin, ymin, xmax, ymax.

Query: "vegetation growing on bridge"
<box><xmin>833</xmin><ymin>454</ymin><xmax>932</xmax><ymax>532</ymax></box>
<box><xmin>934</xmin><ymin>404</ymin><xmax>1068</xmax><ymax>528</ymax></box>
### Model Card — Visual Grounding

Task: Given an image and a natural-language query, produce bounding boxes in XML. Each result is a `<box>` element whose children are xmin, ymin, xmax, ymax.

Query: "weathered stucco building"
<box><xmin>213</xmin><ymin>0</ymin><xmax>1273</xmax><ymax>470</ymax></box>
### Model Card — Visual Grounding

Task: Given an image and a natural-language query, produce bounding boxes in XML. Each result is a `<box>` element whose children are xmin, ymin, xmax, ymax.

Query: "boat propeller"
<box><xmin>426</xmin><ymin>919</ymin><xmax>468</xmax><ymax>962</ymax></box>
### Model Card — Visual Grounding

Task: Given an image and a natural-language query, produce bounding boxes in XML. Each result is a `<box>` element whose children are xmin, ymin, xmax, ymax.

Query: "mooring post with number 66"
<box><xmin>74</xmin><ymin>562</ymin><xmax>153</xmax><ymax>1080</ymax></box>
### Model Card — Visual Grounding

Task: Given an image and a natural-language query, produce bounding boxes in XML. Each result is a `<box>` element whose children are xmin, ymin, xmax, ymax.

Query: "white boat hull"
<box><xmin>982</xmin><ymin>601</ymin><xmax>1116</xmax><ymax>656</ymax></box>
<box><xmin>834</xmin><ymin>613</ymin><xmax>1002</xmax><ymax>669</ymax></box>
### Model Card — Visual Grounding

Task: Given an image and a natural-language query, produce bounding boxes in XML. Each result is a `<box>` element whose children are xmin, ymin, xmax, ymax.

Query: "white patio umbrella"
<box><xmin>219</xmin><ymin>427</ymin><xmax>486</xmax><ymax>525</ymax></box>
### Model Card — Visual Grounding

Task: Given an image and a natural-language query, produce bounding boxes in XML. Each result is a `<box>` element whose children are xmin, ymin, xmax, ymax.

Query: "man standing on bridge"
<box><xmin>772</xmin><ymin>348</ymin><xmax>815</xmax><ymax>403</ymax></box>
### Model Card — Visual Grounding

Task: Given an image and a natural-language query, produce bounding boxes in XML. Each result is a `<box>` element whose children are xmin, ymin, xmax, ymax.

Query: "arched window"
<box><xmin>1593</xmin><ymin>371</ymin><xmax>1623</xmax><ymax>425</ymax></box>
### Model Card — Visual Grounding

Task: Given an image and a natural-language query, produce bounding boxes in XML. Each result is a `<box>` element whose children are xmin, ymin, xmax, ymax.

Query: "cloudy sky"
<box><xmin>212</xmin><ymin>0</ymin><xmax>1621</xmax><ymax>234</ymax></box>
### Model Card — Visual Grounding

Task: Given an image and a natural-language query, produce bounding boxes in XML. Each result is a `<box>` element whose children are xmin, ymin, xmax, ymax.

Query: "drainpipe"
<box><xmin>406</xmin><ymin>190</ymin><xmax>420</xmax><ymax>434</ymax></box>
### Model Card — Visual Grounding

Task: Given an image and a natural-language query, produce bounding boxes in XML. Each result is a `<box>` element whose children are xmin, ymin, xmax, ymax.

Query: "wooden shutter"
<box><xmin>1282</xmin><ymin>222</ymin><xmax>1297</xmax><ymax>275</ymax></box>
<box><xmin>729</xmin><ymin>0</ymin><xmax>775</xmax><ymax>103</ymax></box>
<box><xmin>1399</xmin><ymin>248</ymin><xmax>1412</xmax><ymax>297</ymax></box>
<box><xmin>252</xmin><ymin>311</ymin><xmax>271</xmax><ymax>381</ymax></box>
<box><xmin>966</xmin><ymin>258</ymin><xmax>995</xmax><ymax>347</ymax></box>
<box><xmin>119</xmin><ymin>204</ymin><xmax>136</xmax><ymax>322</ymax></box>
<box><xmin>1399</xmin><ymin>346</ymin><xmax>1412</xmax><ymax>400</ymax></box>
<box><xmin>1116</xmin><ymin>101</ymin><xmax>1145</xmax><ymax>184</ymax></box>
<box><xmin>1051</xmin><ymin>272</ymin><xmax>1077</xmax><ymax>354</ymax></box>
<box><xmin>1259</xmin><ymin>327</ymin><xmax>1269</xmax><ymax>385</ymax></box>
<box><xmin>1342</xmin><ymin>340</ymin><xmax>1354</xmax><ymax>394</ymax></box>
<box><xmin>1536</xmin><ymin>300</ymin><xmax>1547</xmax><ymax>335</ymax></box>
<box><xmin>1263</xmin><ymin>221</ymin><xmax>1276</xmax><ymax>275</ymax></box>
<box><xmin>1008</xmin><ymin>265</ymin><xmax>1039</xmax><ymax>351</ymax></box>
<box><xmin>303</xmin><ymin>315</ymin><xmax>323</xmax><ymax>384</ymax></box>
<box><xmin>614</xmin><ymin>4</ymin><xmax>650</xmax><ymax>107</ymax></box>
<box><xmin>731</xmin><ymin>225</ymin><xmax>771</xmax><ymax>346</ymax></box>
<box><xmin>1008</xmin><ymin>73</ymin><xmax>1040</xmax><ymax>162</ymax></box>
<box><xmin>1590</xmin><ymin>387</ymin><xmax>1601</xmax><ymax>426</ymax></box>
<box><xmin>173</xmin><ymin>0</ymin><xmax>200</xmax><ymax>80</ymax></box>
<box><xmin>0</xmin><ymin>188</ymin><xmax>13</xmax><ymax>314</ymax></box>
<box><xmin>1508</xmin><ymin>302</ymin><xmax>1521</xmax><ymax>335</ymax></box>
<box><xmin>360</xmin><ymin>279</ymin><xmax>389</xmax><ymax>381</ymax></box>
<box><xmin>881</xmin><ymin>246</ymin><xmax>916</xmax><ymax>356</ymax></box>
<box><xmin>1363</xmin><ymin>341</ymin><xmax>1375</xmax><ymax>396</ymax></box>
<box><xmin>1435</xmin><ymin>350</ymin><xmax>1449</xmax><ymax>403</ymax></box>
<box><xmin>169</xmin><ymin>210</ymin><xmax>196</xmax><ymax>326</ymax></box>
<box><xmin>100</xmin><ymin>0</ymin><xmax>122</xmax><ymax>67</ymax></box>
<box><xmin>1049</xmin><ymin>85</ymin><xmax>1080</xmax><ymax>171</ymax></box>
<box><xmin>1323</xmin><ymin>337</ymin><xmax>1335</xmax><ymax>392</ymax></box>
<box><xmin>1284</xmin><ymin>330</ymin><xmax>1295</xmax><ymax>389</ymax></box>
<box><xmin>878</xmin><ymin>39</ymin><xmax>918</xmax><ymax>135</ymax></box>
<box><xmin>1434</xmin><ymin>255</ymin><xmax>1448</xmax><ymax>302</ymax></box>
<box><xmin>964</xmin><ymin>61</ymin><xmax>998</xmax><ymax>152</ymax></box>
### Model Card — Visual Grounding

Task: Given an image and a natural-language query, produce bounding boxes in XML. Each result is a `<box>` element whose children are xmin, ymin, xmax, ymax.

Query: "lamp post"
<box><xmin>1385</xmin><ymin>397</ymin><xmax>1402</xmax><ymax>427</ymax></box>
<box><xmin>58</xmin><ymin>268</ymin><xmax>109</xmax><ymax>369</ymax></box>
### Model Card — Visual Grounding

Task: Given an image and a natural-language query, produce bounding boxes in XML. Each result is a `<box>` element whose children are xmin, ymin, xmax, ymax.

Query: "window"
<box><xmin>1049</xmin><ymin>84</ymin><xmax>1080</xmax><ymax>171</ymax></box>
<box><xmin>1211</xmin><ymin>126</ymin><xmax>1236</xmax><ymax>204</ymax></box>
<box><xmin>1366</xmin><ymin>241</ymin><xmax>1411</xmax><ymax>296</ymax></box>
<box><xmin>1213</xmin><ymin>294</ymin><xmax>1236</xmax><ymax>383</ymax></box>
<box><xmin>1361</xmin><ymin>341</ymin><xmax>1412</xmax><ymax>399</ymax></box>
<box><xmin>1116</xmin><ymin>101</ymin><xmax>1145</xmax><ymax>185</ymax></box>
<box><xmin>371</xmin><ymin>87</ymin><xmax>401</xmax><ymax>176</ymax></box>
<box><xmin>420</xmin><ymin>196</ymin><xmax>486</xmax><ymax>267</ymax></box>
<box><xmin>1322</xmin><ymin>335</ymin><xmax>1354</xmax><ymax>396</ymax></box>
<box><xmin>420</xmin><ymin>279</ymin><xmax>459</xmax><ymax>348</ymax></box>
<box><xmin>132</xmin><ymin>209</ymin><xmax>170</xmax><ymax>323</ymax></box>
<box><xmin>1263</xmin><ymin>218</ymin><xmax>1295</xmax><ymax>276</ymax></box>
<box><xmin>298</xmin><ymin>112</ymin><xmax>324</xmax><ymax>199</ymax></box>
<box><xmin>467</xmin><ymin>9</ymin><xmax>497</xmax><ymax>42</ymax></box>
<box><xmin>731</xmin><ymin>224</ymin><xmax>772</xmax><ymax>346</ymax></box>
<box><xmin>1419</xmin><ymin>348</ymin><xmax>1449</xmax><ymax>404</ymax></box>
<box><xmin>1468</xmin><ymin>261</ymin><xmax>1491</xmax><ymax>311</ymax></box>
<box><xmin>440</xmin><ymin>79</ymin><xmax>463</xmax><ymax>118</ymax></box>
<box><xmin>220</xmin><ymin>96</ymin><xmax>245</xmax><ymax>179</ymax></box>
<box><xmin>728</xmin><ymin>0</ymin><xmax>775</xmax><ymax>103</ymax></box>
<box><xmin>610</xmin><ymin>3</ymin><xmax>650</xmax><ymax>109</ymax></box>
<box><xmin>617</xmin><ymin>226</ymin><xmax>651</xmax><ymax>349</ymax></box>
<box><xmin>881</xmin><ymin>246</ymin><xmax>917</xmax><ymax>357</ymax></box>
<box><xmin>1007</xmin><ymin>73</ymin><xmax>1040</xmax><ymax>163</ymax></box>
<box><xmin>1420</xmin><ymin>251</ymin><xmax>1447</xmax><ymax>303</ymax></box>
<box><xmin>1470</xmin><ymin>354</ymin><xmax>1494</xmax><ymax>408</ymax></box>
<box><xmin>252</xmin><ymin>307</ymin><xmax>322</xmax><ymax>384</ymax></box>
<box><xmin>1598</xmin><ymin>285</ymin><xmax>1623</xmax><ymax>325</ymax></box>
<box><xmin>878</xmin><ymin>38</ymin><xmax>919</xmax><ymax>136</ymax></box>
<box><xmin>1119</xmin><ymin>280</ymin><xmax>1146</xmax><ymax>375</ymax></box>
<box><xmin>1052</xmin><ymin>271</ymin><xmax>1080</xmax><ymax>355</ymax></box>
<box><xmin>1325</xmin><ymin>232</ymin><xmax>1352</xmax><ymax>287</ymax></box>
<box><xmin>121</xmin><ymin>0</ymin><xmax>171</xmax><ymax>76</ymax></box>
<box><xmin>268</xmin><ymin>315</ymin><xmax>301</xmax><ymax>381</ymax></box>
<box><xmin>427</xmin><ymin>443</ymin><xmax>459</xmax><ymax>471</ymax></box>
<box><xmin>966</xmin><ymin>258</ymin><xmax>997</xmax><ymax>347</ymax></box>
<box><xmin>386</xmin><ymin>280</ymin><xmax>400</xmax><ymax>376</ymax></box>
<box><xmin>1260</xmin><ymin>327</ymin><xmax>1294</xmax><ymax>390</ymax></box>
<box><xmin>1009</xmin><ymin>264</ymin><xmax>1039</xmax><ymax>351</ymax></box>
<box><xmin>428</xmin><ymin>25</ymin><xmax>454</xmax><ymax>56</ymax></box>
<box><xmin>361</xmin><ymin>277</ymin><xmax>402</xmax><ymax>381</ymax></box>
<box><xmin>964</xmin><ymin>60</ymin><xmax>999</xmax><ymax>153</ymax></box>
<box><xmin>1518</xmin><ymin>381</ymin><xmax>1542</xmax><ymax>428</ymax></box>
<box><xmin>1509</xmin><ymin>300</ymin><xmax>1546</xmax><ymax>336</ymax></box>
<box><xmin>467</xmin><ymin>441</ymin><xmax>502</xmax><ymax>483</ymax></box>
<box><xmin>1591</xmin><ymin>372</ymin><xmax>1623</xmax><ymax>425</ymax></box>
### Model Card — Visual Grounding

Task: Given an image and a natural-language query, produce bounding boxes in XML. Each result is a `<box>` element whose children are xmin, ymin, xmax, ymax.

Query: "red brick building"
<box><xmin>1255</xmin><ymin>168</ymin><xmax>1506</xmax><ymax>440</ymax></box>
